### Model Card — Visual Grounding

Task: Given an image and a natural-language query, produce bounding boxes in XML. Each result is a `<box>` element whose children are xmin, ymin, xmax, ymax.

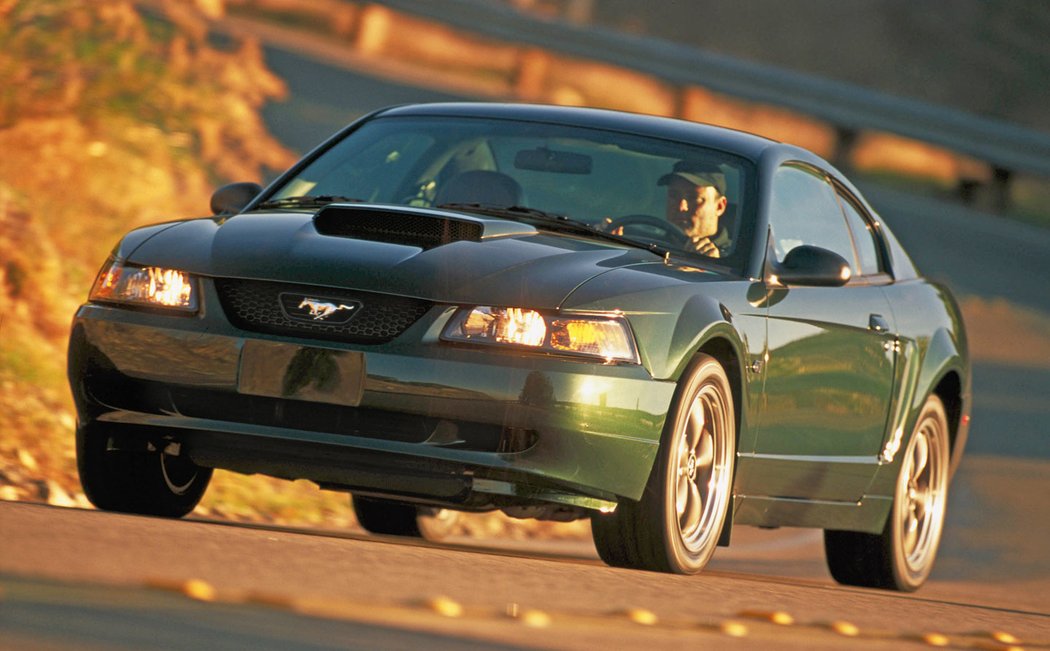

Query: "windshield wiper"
<box><xmin>254</xmin><ymin>195</ymin><xmax>363</xmax><ymax>210</ymax></box>
<box><xmin>435</xmin><ymin>202</ymin><xmax>673</xmax><ymax>257</ymax></box>
<box><xmin>437</xmin><ymin>202</ymin><xmax>564</xmax><ymax>219</ymax></box>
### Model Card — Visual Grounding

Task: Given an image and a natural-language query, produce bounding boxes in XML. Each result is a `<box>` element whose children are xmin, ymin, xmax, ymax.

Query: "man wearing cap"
<box><xmin>659</xmin><ymin>161</ymin><xmax>729</xmax><ymax>257</ymax></box>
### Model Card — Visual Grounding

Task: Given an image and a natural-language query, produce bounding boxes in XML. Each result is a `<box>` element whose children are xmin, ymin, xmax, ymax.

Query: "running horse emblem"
<box><xmin>298</xmin><ymin>298</ymin><xmax>357</xmax><ymax>321</ymax></box>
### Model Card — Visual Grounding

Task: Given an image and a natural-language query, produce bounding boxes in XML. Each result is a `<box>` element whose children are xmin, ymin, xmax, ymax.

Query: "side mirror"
<box><xmin>210</xmin><ymin>182</ymin><xmax>262</xmax><ymax>215</ymax></box>
<box><xmin>770</xmin><ymin>245</ymin><xmax>852</xmax><ymax>287</ymax></box>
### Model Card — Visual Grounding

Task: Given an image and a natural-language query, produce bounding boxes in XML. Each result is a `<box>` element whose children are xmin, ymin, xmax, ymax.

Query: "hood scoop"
<box><xmin>314</xmin><ymin>204</ymin><xmax>483</xmax><ymax>249</ymax></box>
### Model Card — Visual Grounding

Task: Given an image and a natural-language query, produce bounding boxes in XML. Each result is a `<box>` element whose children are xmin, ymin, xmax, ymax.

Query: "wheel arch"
<box><xmin>931</xmin><ymin>369</ymin><xmax>968</xmax><ymax>479</ymax></box>
<box><xmin>915</xmin><ymin>325</ymin><xmax>971</xmax><ymax>479</ymax></box>
<box><xmin>695</xmin><ymin>335</ymin><xmax>744</xmax><ymax>445</ymax></box>
<box><xmin>631</xmin><ymin>325</ymin><xmax>746</xmax><ymax>504</ymax></box>
<box><xmin>669</xmin><ymin>318</ymin><xmax>747</xmax><ymax>446</ymax></box>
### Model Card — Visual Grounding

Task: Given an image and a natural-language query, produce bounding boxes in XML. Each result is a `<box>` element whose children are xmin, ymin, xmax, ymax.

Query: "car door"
<box><xmin>744</xmin><ymin>164</ymin><xmax>897</xmax><ymax>502</ymax></box>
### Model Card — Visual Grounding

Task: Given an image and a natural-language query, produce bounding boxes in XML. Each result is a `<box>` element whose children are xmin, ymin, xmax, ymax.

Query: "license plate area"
<box><xmin>237</xmin><ymin>340</ymin><xmax>364</xmax><ymax>407</ymax></box>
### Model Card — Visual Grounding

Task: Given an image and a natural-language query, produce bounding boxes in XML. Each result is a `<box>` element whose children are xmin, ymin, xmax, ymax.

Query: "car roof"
<box><xmin>375</xmin><ymin>102</ymin><xmax>782</xmax><ymax>162</ymax></box>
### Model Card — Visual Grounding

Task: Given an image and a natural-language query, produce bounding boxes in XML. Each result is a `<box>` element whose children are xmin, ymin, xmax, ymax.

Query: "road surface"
<box><xmin>1</xmin><ymin>500</ymin><xmax>1047</xmax><ymax>650</ymax></box>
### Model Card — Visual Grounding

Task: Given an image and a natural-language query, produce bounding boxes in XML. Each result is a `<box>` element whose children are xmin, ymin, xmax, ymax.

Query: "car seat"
<box><xmin>434</xmin><ymin>170</ymin><xmax>523</xmax><ymax>207</ymax></box>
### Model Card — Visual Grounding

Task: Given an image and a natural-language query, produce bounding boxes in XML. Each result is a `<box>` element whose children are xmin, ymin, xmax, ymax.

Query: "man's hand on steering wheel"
<box><xmin>602</xmin><ymin>214</ymin><xmax>690</xmax><ymax>248</ymax></box>
<box><xmin>691</xmin><ymin>236</ymin><xmax>720</xmax><ymax>258</ymax></box>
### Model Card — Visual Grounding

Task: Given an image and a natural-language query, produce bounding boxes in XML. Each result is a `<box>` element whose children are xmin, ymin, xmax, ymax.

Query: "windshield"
<box><xmin>266</xmin><ymin>115</ymin><xmax>756</xmax><ymax>269</ymax></box>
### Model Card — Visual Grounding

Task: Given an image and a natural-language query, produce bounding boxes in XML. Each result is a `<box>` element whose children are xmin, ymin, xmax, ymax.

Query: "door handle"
<box><xmin>869</xmin><ymin>314</ymin><xmax>891</xmax><ymax>333</ymax></box>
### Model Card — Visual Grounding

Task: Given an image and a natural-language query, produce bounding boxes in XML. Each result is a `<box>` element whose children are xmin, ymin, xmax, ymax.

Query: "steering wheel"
<box><xmin>603</xmin><ymin>214</ymin><xmax>690</xmax><ymax>248</ymax></box>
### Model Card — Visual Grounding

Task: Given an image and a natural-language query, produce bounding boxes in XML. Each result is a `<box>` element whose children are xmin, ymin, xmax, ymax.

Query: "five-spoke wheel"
<box><xmin>673</xmin><ymin>373</ymin><xmax>733</xmax><ymax>560</ymax></box>
<box><xmin>895</xmin><ymin>399</ymin><xmax>950</xmax><ymax>584</ymax></box>
<box><xmin>592</xmin><ymin>354</ymin><xmax>735</xmax><ymax>574</ymax></box>
<box><xmin>824</xmin><ymin>394</ymin><xmax>950</xmax><ymax>591</ymax></box>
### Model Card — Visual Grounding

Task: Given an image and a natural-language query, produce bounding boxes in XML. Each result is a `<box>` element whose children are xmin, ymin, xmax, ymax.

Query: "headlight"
<box><xmin>442</xmin><ymin>306</ymin><xmax>639</xmax><ymax>363</ymax></box>
<box><xmin>89</xmin><ymin>258</ymin><xmax>198</xmax><ymax>312</ymax></box>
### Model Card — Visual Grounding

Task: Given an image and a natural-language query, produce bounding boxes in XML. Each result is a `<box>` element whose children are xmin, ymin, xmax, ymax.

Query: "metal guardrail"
<box><xmin>380</xmin><ymin>0</ymin><xmax>1050</xmax><ymax>193</ymax></box>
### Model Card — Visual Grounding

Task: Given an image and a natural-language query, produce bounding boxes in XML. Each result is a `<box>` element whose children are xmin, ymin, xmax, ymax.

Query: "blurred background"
<box><xmin>592</xmin><ymin>0</ymin><xmax>1050</xmax><ymax>134</ymax></box>
<box><xmin>1</xmin><ymin>0</ymin><xmax>1047</xmax><ymax>549</ymax></box>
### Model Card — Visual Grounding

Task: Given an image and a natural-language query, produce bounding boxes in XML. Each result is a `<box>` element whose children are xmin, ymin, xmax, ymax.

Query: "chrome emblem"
<box><xmin>298</xmin><ymin>298</ymin><xmax>357</xmax><ymax>320</ymax></box>
<box><xmin>279</xmin><ymin>293</ymin><xmax>361</xmax><ymax>324</ymax></box>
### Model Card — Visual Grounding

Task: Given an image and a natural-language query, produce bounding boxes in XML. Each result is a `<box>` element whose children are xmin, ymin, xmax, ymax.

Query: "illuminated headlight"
<box><xmin>442</xmin><ymin>306</ymin><xmax>639</xmax><ymax>363</ymax></box>
<box><xmin>89</xmin><ymin>258</ymin><xmax>198</xmax><ymax>312</ymax></box>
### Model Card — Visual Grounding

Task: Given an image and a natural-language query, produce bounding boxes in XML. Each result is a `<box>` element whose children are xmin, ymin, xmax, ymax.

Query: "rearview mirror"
<box><xmin>770</xmin><ymin>245</ymin><xmax>852</xmax><ymax>287</ymax></box>
<box><xmin>514</xmin><ymin>147</ymin><xmax>592</xmax><ymax>174</ymax></box>
<box><xmin>210</xmin><ymin>182</ymin><xmax>262</xmax><ymax>215</ymax></box>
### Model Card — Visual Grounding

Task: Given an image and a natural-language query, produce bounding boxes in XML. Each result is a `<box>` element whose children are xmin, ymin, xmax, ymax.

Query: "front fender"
<box><xmin>917</xmin><ymin>325</ymin><xmax>971</xmax><ymax>479</ymax></box>
<box><xmin>664</xmin><ymin>295</ymin><xmax>743</xmax><ymax>380</ymax></box>
<box><xmin>111</xmin><ymin>220</ymin><xmax>186</xmax><ymax>262</ymax></box>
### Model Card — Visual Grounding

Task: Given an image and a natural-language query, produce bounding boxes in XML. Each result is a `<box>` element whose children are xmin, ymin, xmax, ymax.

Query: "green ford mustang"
<box><xmin>68</xmin><ymin>103</ymin><xmax>970</xmax><ymax>590</ymax></box>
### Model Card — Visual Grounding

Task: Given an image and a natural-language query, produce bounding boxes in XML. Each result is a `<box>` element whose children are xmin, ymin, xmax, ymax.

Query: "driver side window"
<box><xmin>769</xmin><ymin>165</ymin><xmax>858</xmax><ymax>272</ymax></box>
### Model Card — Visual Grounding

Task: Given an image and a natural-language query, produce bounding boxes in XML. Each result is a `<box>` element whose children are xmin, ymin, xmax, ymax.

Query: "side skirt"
<box><xmin>732</xmin><ymin>494</ymin><xmax>892</xmax><ymax>534</ymax></box>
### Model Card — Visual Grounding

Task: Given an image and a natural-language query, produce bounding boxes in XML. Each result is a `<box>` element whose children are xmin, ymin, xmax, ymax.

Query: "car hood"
<box><xmin>126</xmin><ymin>205</ymin><xmax>678</xmax><ymax>309</ymax></box>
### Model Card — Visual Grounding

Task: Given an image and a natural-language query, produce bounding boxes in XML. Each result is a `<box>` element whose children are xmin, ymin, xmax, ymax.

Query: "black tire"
<box><xmin>591</xmin><ymin>354</ymin><xmax>735</xmax><ymax>574</ymax></box>
<box><xmin>824</xmin><ymin>394</ymin><xmax>951</xmax><ymax>591</ymax></box>
<box><xmin>76</xmin><ymin>423</ymin><xmax>211</xmax><ymax>518</ymax></box>
<box><xmin>352</xmin><ymin>495</ymin><xmax>424</xmax><ymax>537</ymax></box>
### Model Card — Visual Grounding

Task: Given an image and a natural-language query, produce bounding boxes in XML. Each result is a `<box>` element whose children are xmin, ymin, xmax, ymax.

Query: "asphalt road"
<box><xmin>4</xmin><ymin>18</ymin><xmax>1048</xmax><ymax>651</ymax></box>
<box><xmin>1</xmin><ymin>501</ymin><xmax>1047</xmax><ymax>650</ymax></box>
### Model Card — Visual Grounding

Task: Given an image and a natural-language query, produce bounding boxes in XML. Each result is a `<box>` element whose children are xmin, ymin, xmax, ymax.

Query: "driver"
<box><xmin>659</xmin><ymin>161</ymin><xmax>728</xmax><ymax>257</ymax></box>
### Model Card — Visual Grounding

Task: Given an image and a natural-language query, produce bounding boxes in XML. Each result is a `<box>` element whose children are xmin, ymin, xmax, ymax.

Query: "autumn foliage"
<box><xmin>0</xmin><ymin>2</ymin><xmax>584</xmax><ymax>539</ymax></box>
<box><xmin>0</xmin><ymin>0</ymin><xmax>294</xmax><ymax>506</ymax></box>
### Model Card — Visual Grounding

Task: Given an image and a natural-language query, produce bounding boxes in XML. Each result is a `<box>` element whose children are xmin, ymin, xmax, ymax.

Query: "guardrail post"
<box><xmin>991</xmin><ymin>166</ymin><xmax>1012</xmax><ymax>213</ymax></box>
<box><xmin>356</xmin><ymin>4</ymin><xmax>392</xmax><ymax>55</ymax></box>
<box><xmin>957</xmin><ymin>178</ymin><xmax>980</xmax><ymax>205</ymax></box>
<box><xmin>515</xmin><ymin>48</ymin><xmax>551</xmax><ymax>101</ymax></box>
<box><xmin>832</xmin><ymin>126</ymin><xmax>858</xmax><ymax>174</ymax></box>
<box><xmin>332</xmin><ymin>4</ymin><xmax>358</xmax><ymax>37</ymax></box>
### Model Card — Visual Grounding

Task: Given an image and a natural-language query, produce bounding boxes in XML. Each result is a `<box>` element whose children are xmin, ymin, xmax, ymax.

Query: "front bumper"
<box><xmin>68</xmin><ymin>286</ymin><xmax>676</xmax><ymax>508</ymax></box>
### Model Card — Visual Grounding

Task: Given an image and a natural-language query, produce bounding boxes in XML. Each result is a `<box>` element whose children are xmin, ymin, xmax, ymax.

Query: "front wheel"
<box><xmin>592</xmin><ymin>354</ymin><xmax>735</xmax><ymax>574</ymax></box>
<box><xmin>76</xmin><ymin>423</ymin><xmax>211</xmax><ymax>518</ymax></box>
<box><xmin>824</xmin><ymin>394</ymin><xmax>951</xmax><ymax>591</ymax></box>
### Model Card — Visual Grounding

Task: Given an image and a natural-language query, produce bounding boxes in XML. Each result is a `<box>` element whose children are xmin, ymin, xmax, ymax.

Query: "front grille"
<box><xmin>215</xmin><ymin>278</ymin><xmax>432</xmax><ymax>344</ymax></box>
<box><xmin>314</xmin><ymin>205</ymin><xmax>482</xmax><ymax>249</ymax></box>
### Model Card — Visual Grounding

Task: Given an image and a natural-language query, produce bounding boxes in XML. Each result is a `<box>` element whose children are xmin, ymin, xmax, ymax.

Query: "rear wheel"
<box><xmin>351</xmin><ymin>496</ymin><xmax>465</xmax><ymax>540</ymax></box>
<box><xmin>352</xmin><ymin>495</ymin><xmax>423</xmax><ymax>536</ymax></box>
<box><xmin>76</xmin><ymin>423</ymin><xmax>211</xmax><ymax>518</ymax></box>
<box><xmin>592</xmin><ymin>354</ymin><xmax>735</xmax><ymax>574</ymax></box>
<box><xmin>824</xmin><ymin>394</ymin><xmax>950</xmax><ymax>591</ymax></box>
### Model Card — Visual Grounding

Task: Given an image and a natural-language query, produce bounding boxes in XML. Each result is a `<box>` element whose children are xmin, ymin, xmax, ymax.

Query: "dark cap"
<box><xmin>658</xmin><ymin>160</ymin><xmax>726</xmax><ymax>195</ymax></box>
